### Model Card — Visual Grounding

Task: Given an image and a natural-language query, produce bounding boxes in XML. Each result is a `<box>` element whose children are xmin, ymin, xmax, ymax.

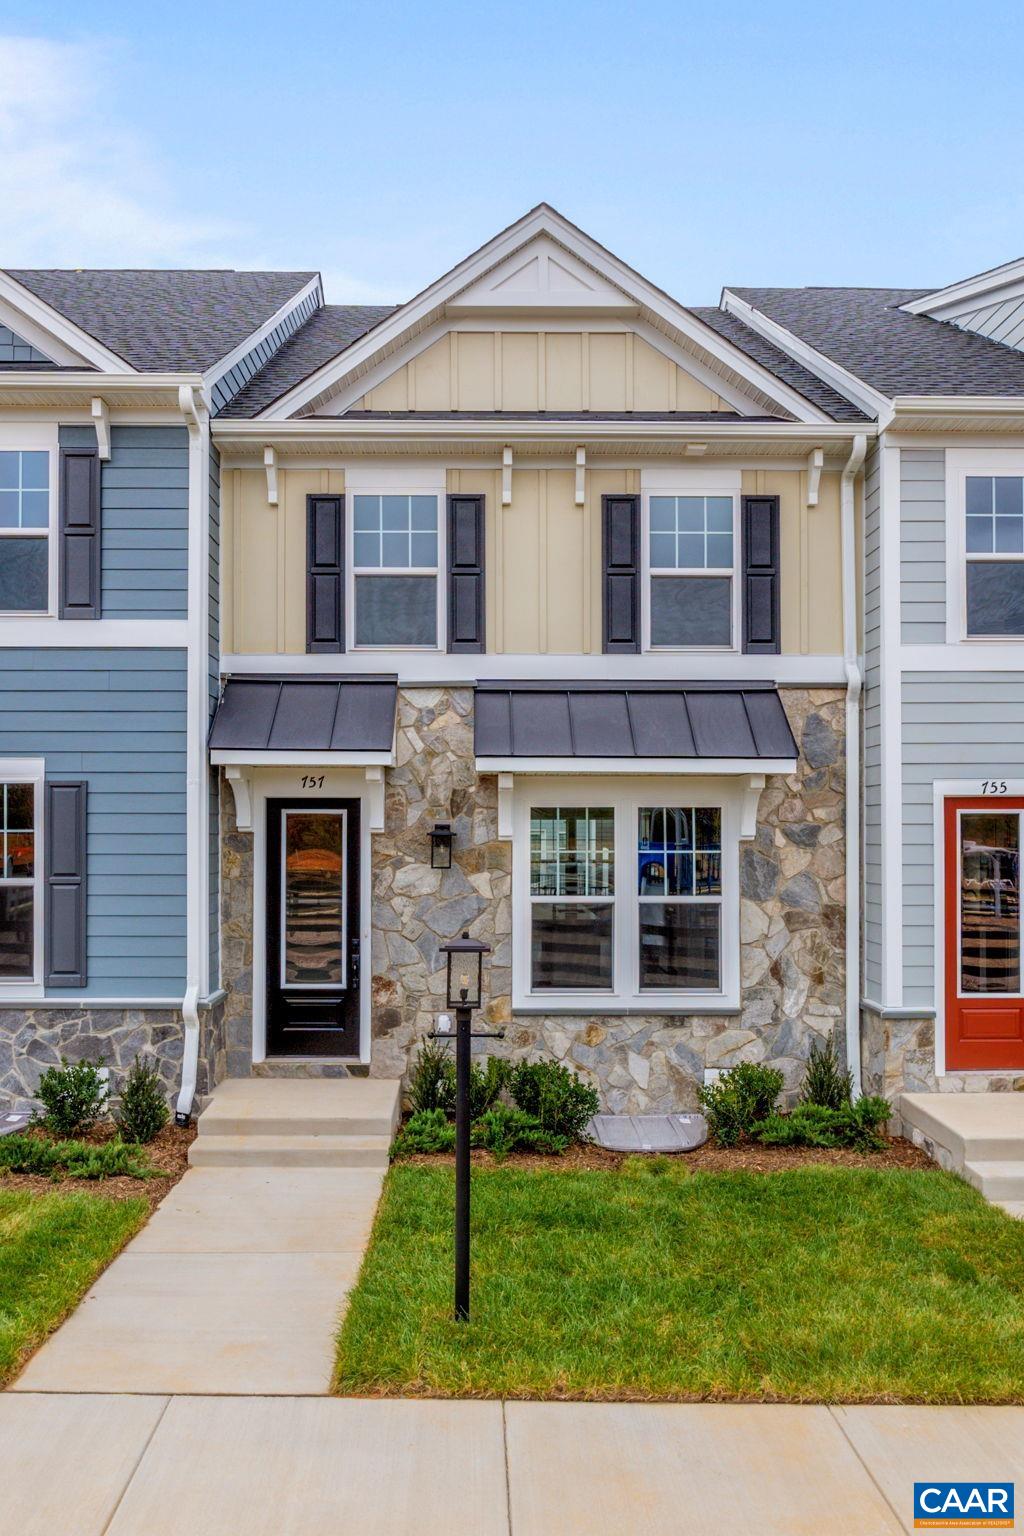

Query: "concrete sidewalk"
<box><xmin>3</xmin><ymin>1396</ymin><xmax>1023</xmax><ymax>1536</ymax></box>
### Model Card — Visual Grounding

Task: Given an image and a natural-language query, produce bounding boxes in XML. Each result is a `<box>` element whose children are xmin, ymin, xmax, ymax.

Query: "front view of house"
<box><xmin>3</xmin><ymin>207</ymin><xmax>1024</xmax><ymax>1117</ymax></box>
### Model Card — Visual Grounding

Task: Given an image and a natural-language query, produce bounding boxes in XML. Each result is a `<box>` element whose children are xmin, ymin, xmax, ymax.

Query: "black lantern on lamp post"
<box><xmin>432</xmin><ymin>931</ymin><xmax>500</xmax><ymax>1321</ymax></box>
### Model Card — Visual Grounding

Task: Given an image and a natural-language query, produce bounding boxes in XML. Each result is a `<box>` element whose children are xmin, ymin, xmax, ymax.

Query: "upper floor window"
<box><xmin>352</xmin><ymin>493</ymin><xmax>440</xmax><ymax>648</ymax></box>
<box><xmin>0</xmin><ymin>450</ymin><xmax>50</xmax><ymax>613</ymax></box>
<box><xmin>647</xmin><ymin>494</ymin><xmax>735</xmax><ymax>648</ymax></box>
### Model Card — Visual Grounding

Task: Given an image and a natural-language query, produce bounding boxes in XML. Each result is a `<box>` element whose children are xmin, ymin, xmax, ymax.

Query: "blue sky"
<box><xmin>0</xmin><ymin>0</ymin><xmax>1021</xmax><ymax>305</ymax></box>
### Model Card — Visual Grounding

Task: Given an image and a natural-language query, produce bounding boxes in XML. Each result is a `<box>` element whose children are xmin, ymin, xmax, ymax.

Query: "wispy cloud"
<box><xmin>0</xmin><ymin>35</ymin><xmax>240</xmax><ymax>267</ymax></box>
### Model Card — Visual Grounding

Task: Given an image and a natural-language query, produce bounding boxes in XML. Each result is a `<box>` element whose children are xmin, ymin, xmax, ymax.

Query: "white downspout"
<box><xmin>841</xmin><ymin>433</ymin><xmax>867</xmax><ymax>1095</ymax></box>
<box><xmin>175</xmin><ymin>383</ymin><xmax>210</xmax><ymax>1125</ymax></box>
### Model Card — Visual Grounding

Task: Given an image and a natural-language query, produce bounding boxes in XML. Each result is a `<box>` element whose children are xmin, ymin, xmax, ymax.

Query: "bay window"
<box><xmin>648</xmin><ymin>494</ymin><xmax>735</xmax><ymax>648</ymax></box>
<box><xmin>0</xmin><ymin>449</ymin><xmax>50</xmax><ymax>613</ymax></box>
<box><xmin>352</xmin><ymin>493</ymin><xmax>440</xmax><ymax>648</ymax></box>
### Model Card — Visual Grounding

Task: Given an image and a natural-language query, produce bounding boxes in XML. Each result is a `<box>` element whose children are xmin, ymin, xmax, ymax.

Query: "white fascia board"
<box><xmin>262</xmin><ymin>205</ymin><xmax>834</xmax><ymax>423</ymax></box>
<box><xmin>203</xmin><ymin>275</ymin><xmax>323</xmax><ymax>397</ymax></box>
<box><xmin>720</xmin><ymin>289</ymin><xmax>890</xmax><ymax>422</ymax></box>
<box><xmin>901</xmin><ymin>257</ymin><xmax>1024</xmax><ymax>317</ymax></box>
<box><xmin>892</xmin><ymin>395</ymin><xmax>1024</xmax><ymax>418</ymax></box>
<box><xmin>210</xmin><ymin>749</ymin><xmax>396</xmax><ymax>767</ymax></box>
<box><xmin>213</xmin><ymin>417</ymin><xmax>870</xmax><ymax>450</ymax></box>
<box><xmin>476</xmin><ymin>756</ymin><xmax>797</xmax><ymax>776</ymax></box>
<box><xmin>0</xmin><ymin>271</ymin><xmax>136</xmax><ymax>372</ymax></box>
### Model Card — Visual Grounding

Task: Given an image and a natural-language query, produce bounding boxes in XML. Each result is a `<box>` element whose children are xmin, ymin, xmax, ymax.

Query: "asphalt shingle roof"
<box><xmin>728</xmin><ymin>287</ymin><xmax>1024</xmax><ymax>399</ymax></box>
<box><xmin>690</xmin><ymin>307</ymin><xmax>870</xmax><ymax>421</ymax></box>
<box><xmin>5</xmin><ymin>268</ymin><xmax>319</xmax><ymax>372</ymax></box>
<box><xmin>219</xmin><ymin>304</ymin><xmax>397</xmax><ymax>416</ymax></box>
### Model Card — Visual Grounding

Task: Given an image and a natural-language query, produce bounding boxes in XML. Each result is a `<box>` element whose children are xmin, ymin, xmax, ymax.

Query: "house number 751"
<box><xmin>982</xmin><ymin>780</ymin><xmax>1008</xmax><ymax>795</ymax></box>
<box><xmin>301</xmin><ymin>774</ymin><xmax>325</xmax><ymax>790</ymax></box>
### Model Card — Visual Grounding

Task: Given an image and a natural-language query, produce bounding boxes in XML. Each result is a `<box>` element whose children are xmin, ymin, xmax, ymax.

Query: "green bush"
<box><xmin>391</xmin><ymin>1109</ymin><xmax>456</xmax><ymax>1159</ymax></box>
<box><xmin>471</xmin><ymin>1105</ymin><xmax>568</xmax><ymax>1161</ymax></box>
<box><xmin>508</xmin><ymin>1060</ymin><xmax>598</xmax><ymax>1143</ymax></box>
<box><xmin>698</xmin><ymin>1061</ymin><xmax>784</xmax><ymax>1147</ymax></box>
<box><xmin>800</xmin><ymin>1036</ymin><xmax>853</xmax><ymax>1110</ymax></box>
<box><xmin>0</xmin><ymin>1133</ymin><xmax>151</xmax><ymax>1180</ymax></box>
<box><xmin>35</xmin><ymin>1058</ymin><xmax>109</xmax><ymax>1137</ymax></box>
<box><xmin>114</xmin><ymin>1057</ymin><xmax>169</xmax><ymax>1144</ymax></box>
<box><xmin>408</xmin><ymin>1038</ymin><xmax>455</xmax><ymax>1115</ymax></box>
<box><xmin>466</xmin><ymin>1057</ymin><xmax>510</xmax><ymax>1119</ymax></box>
<box><xmin>751</xmin><ymin>1096</ymin><xmax>892</xmax><ymax>1151</ymax></box>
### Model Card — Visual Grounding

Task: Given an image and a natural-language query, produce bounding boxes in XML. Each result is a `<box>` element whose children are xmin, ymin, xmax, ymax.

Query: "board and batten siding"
<box><xmin>861</xmin><ymin>443</ymin><xmax>883</xmax><ymax>997</ymax></box>
<box><xmin>0</xmin><ymin>649</ymin><xmax>187</xmax><ymax>999</ymax></box>
<box><xmin>901</xmin><ymin>670</ymin><xmax>1024</xmax><ymax>1007</ymax></box>
<box><xmin>900</xmin><ymin>448</ymin><xmax>946</xmax><ymax>644</ymax></box>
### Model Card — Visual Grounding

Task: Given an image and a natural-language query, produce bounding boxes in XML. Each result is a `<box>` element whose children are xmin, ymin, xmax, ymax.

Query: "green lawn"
<box><xmin>0</xmin><ymin>1189</ymin><xmax>148</xmax><ymax>1386</ymax></box>
<box><xmin>335</xmin><ymin>1161</ymin><xmax>1024</xmax><ymax>1403</ymax></box>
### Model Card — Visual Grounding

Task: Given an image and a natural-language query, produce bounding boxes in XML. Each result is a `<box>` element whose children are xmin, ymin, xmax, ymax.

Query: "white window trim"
<box><xmin>0</xmin><ymin>425</ymin><xmax>58</xmax><ymax>618</ymax></box>
<box><xmin>641</xmin><ymin>490</ymin><xmax>740</xmax><ymax>653</ymax></box>
<box><xmin>946</xmin><ymin>448</ymin><xmax>1024</xmax><ymax>645</ymax></box>
<box><xmin>511</xmin><ymin>775</ymin><xmax>740</xmax><ymax>1013</ymax></box>
<box><xmin>0</xmin><ymin>757</ymin><xmax>45</xmax><ymax>998</ymax></box>
<box><xmin>347</xmin><ymin>488</ymin><xmax>445</xmax><ymax>652</ymax></box>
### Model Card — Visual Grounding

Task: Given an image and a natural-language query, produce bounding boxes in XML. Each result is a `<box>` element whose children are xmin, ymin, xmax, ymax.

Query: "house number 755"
<box><xmin>301</xmin><ymin>774</ymin><xmax>325</xmax><ymax>790</ymax></box>
<box><xmin>982</xmin><ymin>780</ymin><xmax>1008</xmax><ymax>795</ymax></box>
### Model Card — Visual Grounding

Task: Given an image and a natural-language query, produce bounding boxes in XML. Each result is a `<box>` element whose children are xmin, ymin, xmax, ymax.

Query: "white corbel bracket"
<box><xmin>740</xmin><ymin>773</ymin><xmax>766</xmax><ymax>840</ymax></box>
<box><xmin>502</xmin><ymin>446</ymin><xmax>513</xmax><ymax>506</ymax></box>
<box><xmin>224</xmin><ymin>765</ymin><xmax>253</xmax><ymax>832</ymax></box>
<box><xmin>806</xmin><ymin>447</ymin><xmax>824</xmax><ymax>508</ymax></box>
<box><xmin>497</xmin><ymin>772</ymin><xmax>514</xmax><ymax>839</ymax></box>
<box><xmin>90</xmin><ymin>397</ymin><xmax>111</xmax><ymax>461</ymax></box>
<box><xmin>364</xmin><ymin>766</ymin><xmax>385</xmax><ymax>832</ymax></box>
<box><xmin>575</xmin><ymin>446</ymin><xmax>586</xmax><ymax>506</ymax></box>
<box><xmin>264</xmin><ymin>446</ymin><xmax>279</xmax><ymax>506</ymax></box>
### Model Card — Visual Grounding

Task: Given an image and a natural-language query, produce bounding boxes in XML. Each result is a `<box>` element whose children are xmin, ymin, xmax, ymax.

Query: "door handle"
<box><xmin>349</xmin><ymin>940</ymin><xmax>360</xmax><ymax>991</ymax></box>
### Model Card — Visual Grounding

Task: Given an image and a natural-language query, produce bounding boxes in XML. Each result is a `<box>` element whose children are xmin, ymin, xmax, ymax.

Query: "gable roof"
<box><xmin>4</xmin><ymin>268</ymin><xmax>318</xmax><ymax>373</ymax></box>
<box><xmin>218</xmin><ymin>304</ymin><xmax>396</xmax><ymax>417</ymax></box>
<box><xmin>726</xmin><ymin>286</ymin><xmax>1024</xmax><ymax>399</ymax></box>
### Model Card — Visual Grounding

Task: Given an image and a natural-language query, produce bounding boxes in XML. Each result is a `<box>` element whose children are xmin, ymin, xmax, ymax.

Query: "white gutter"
<box><xmin>212</xmin><ymin>417</ymin><xmax>874</xmax><ymax>448</ymax></box>
<box><xmin>175</xmin><ymin>383</ymin><xmax>211</xmax><ymax>1124</ymax></box>
<box><xmin>841</xmin><ymin>432</ymin><xmax>867</xmax><ymax>1094</ymax></box>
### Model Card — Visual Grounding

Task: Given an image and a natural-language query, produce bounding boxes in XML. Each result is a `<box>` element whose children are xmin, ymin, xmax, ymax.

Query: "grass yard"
<box><xmin>335</xmin><ymin>1160</ymin><xmax>1024</xmax><ymax>1403</ymax></box>
<box><xmin>0</xmin><ymin>1189</ymin><xmax>148</xmax><ymax>1386</ymax></box>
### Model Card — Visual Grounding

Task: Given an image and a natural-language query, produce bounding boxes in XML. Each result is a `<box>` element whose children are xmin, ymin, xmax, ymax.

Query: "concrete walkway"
<box><xmin>901</xmin><ymin>1091</ymin><xmax>1024</xmax><ymax>1216</ymax></box>
<box><xmin>2</xmin><ymin>1396</ymin><xmax>1023</xmax><ymax>1536</ymax></box>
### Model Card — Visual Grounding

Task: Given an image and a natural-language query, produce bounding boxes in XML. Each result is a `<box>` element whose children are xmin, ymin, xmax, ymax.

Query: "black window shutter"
<box><xmin>602</xmin><ymin>494</ymin><xmax>640</xmax><ymax>653</ymax></box>
<box><xmin>59</xmin><ymin>447</ymin><xmax>101</xmax><ymax>619</ymax></box>
<box><xmin>306</xmin><ymin>494</ymin><xmax>344</xmax><ymax>653</ymax></box>
<box><xmin>447</xmin><ymin>493</ymin><xmax>485</xmax><ymax>653</ymax></box>
<box><xmin>741</xmin><ymin>494</ymin><xmax>781</xmax><ymax>654</ymax></box>
<box><xmin>45</xmin><ymin>780</ymin><xmax>87</xmax><ymax>988</ymax></box>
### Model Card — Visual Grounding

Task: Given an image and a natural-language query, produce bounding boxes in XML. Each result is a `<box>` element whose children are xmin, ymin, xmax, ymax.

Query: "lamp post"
<box><xmin>433</xmin><ymin>931</ymin><xmax>500</xmax><ymax>1321</ymax></box>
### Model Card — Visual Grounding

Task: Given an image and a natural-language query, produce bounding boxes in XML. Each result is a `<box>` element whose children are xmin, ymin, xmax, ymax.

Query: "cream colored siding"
<box><xmin>353</xmin><ymin>331</ymin><xmax>730</xmax><ymax>414</ymax></box>
<box><xmin>742</xmin><ymin>468</ymin><xmax>842</xmax><ymax>656</ymax></box>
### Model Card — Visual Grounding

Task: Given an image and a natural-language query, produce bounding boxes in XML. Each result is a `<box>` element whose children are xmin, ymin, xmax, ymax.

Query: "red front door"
<box><xmin>945</xmin><ymin>798</ymin><xmax>1024</xmax><ymax>1070</ymax></box>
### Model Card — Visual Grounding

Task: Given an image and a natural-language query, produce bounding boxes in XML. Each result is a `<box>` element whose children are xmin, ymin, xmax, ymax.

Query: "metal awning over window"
<box><xmin>473</xmin><ymin>681</ymin><xmax>798</xmax><ymax>774</ymax></box>
<box><xmin>209</xmin><ymin>676</ymin><xmax>398</xmax><ymax>765</ymax></box>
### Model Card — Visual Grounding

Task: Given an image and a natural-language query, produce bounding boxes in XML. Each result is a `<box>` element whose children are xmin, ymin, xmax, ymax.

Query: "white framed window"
<box><xmin>947</xmin><ymin>451</ymin><xmax>1024</xmax><ymax>643</ymax></box>
<box><xmin>512</xmin><ymin>776</ymin><xmax>739</xmax><ymax>1012</ymax></box>
<box><xmin>644</xmin><ymin>492</ymin><xmax>738</xmax><ymax>650</ymax></box>
<box><xmin>0</xmin><ymin>446</ymin><xmax>55</xmax><ymax>615</ymax></box>
<box><xmin>0</xmin><ymin>759</ymin><xmax>45</xmax><ymax>991</ymax></box>
<box><xmin>350</xmin><ymin>492</ymin><xmax>443</xmax><ymax>649</ymax></box>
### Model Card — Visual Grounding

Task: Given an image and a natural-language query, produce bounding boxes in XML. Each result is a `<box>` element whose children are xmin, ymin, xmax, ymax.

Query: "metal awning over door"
<box><xmin>209</xmin><ymin>676</ymin><xmax>398</xmax><ymax>765</ymax></box>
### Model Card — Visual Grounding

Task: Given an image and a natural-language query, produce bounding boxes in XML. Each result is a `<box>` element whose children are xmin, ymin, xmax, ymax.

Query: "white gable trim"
<box><xmin>901</xmin><ymin>257</ymin><xmax>1024</xmax><ymax>318</ymax></box>
<box><xmin>721</xmin><ymin>288</ymin><xmax>890</xmax><ymax>421</ymax></box>
<box><xmin>262</xmin><ymin>205</ymin><xmax>833</xmax><ymax>423</ymax></box>
<box><xmin>0</xmin><ymin>272</ymin><xmax>135</xmax><ymax>372</ymax></box>
<box><xmin>448</xmin><ymin>233</ymin><xmax>635</xmax><ymax>312</ymax></box>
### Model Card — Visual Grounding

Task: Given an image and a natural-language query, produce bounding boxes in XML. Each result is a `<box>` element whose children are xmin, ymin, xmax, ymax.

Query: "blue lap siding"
<box><xmin>0</xmin><ymin>649</ymin><xmax>187</xmax><ymax>999</ymax></box>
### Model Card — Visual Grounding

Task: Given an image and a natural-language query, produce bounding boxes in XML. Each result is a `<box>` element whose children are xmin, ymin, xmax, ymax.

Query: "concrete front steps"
<box><xmin>899</xmin><ymin>1092</ymin><xmax>1024</xmax><ymax>1216</ymax></box>
<box><xmin>189</xmin><ymin>1077</ymin><xmax>401</xmax><ymax>1170</ymax></box>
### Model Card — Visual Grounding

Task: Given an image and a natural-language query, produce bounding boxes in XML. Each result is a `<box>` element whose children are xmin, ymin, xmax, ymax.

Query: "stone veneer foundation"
<box><xmin>861</xmin><ymin>1007</ymin><xmax>1024</xmax><ymax>1106</ymax></box>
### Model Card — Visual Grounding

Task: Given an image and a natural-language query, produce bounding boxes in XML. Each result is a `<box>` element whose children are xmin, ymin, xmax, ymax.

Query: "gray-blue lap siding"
<box><xmin>59</xmin><ymin>424</ymin><xmax>188</xmax><ymax>619</ymax></box>
<box><xmin>0</xmin><ymin>649</ymin><xmax>187</xmax><ymax>1000</ymax></box>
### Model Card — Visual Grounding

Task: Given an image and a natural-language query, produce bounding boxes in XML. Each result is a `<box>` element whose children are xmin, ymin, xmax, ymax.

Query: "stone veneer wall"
<box><xmin>861</xmin><ymin>1008</ymin><xmax>1024</xmax><ymax>1106</ymax></box>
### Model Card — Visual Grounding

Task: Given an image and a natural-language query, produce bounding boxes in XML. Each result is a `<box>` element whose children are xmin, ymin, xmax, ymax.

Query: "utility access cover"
<box><xmin>587</xmin><ymin>1113</ymin><xmax>708</xmax><ymax>1153</ymax></box>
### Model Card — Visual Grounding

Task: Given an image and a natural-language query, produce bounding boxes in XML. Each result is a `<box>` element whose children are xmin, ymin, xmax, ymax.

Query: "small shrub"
<box><xmin>0</xmin><ymin>1133</ymin><xmax>151</xmax><ymax>1180</ymax></box>
<box><xmin>35</xmin><ymin>1058</ymin><xmax>108</xmax><ymax>1137</ymax></box>
<box><xmin>391</xmin><ymin>1109</ymin><xmax>456</xmax><ymax>1158</ymax></box>
<box><xmin>471</xmin><ymin>1105</ymin><xmax>567</xmax><ymax>1161</ymax></box>
<box><xmin>467</xmin><ymin>1057</ymin><xmax>510</xmax><ymax>1119</ymax></box>
<box><xmin>408</xmin><ymin>1038</ymin><xmax>455</xmax><ymax>1115</ymax></box>
<box><xmin>698</xmin><ymin>1061</ymin><xmax>784</xmax><ymax>1147</ymax></box>
<box><xmin>508</xmin><ymin>1059</ymin><xmax>598</xmax><ymax>1142</ymax></box>
<box><xmin>800</xmin><ymin>1036</ymin><xmax>853</xmax><ymax>1110</ymax></box>
<box><xmin>752</xmin><ymin>1096</ymin><xmax>892</xmax><ymax>1151</ymax></box>
<box><xmin>115</xmin><ymin>1057</ymin><xmax>169</xmax><ymax>1144</ymax></box>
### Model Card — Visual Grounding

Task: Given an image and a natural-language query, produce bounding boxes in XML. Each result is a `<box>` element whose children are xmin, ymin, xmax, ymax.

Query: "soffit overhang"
<box><xmin>0</xmin><ymin>372</ymin><xmax>204</xmax><ymax>411</ymax></box>
<box><xmin>887</xmin><ymin>396</ymin><xmax>1024</xmax><ymax>434</ymax></box>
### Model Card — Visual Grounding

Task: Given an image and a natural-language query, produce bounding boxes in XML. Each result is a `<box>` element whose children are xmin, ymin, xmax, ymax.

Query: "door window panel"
<box><xmin>960</xmin><ymin>811</ymin><xmax>1020</xmax><ymax>994</ymax></box>
<box><xmin>282</xmin><ymin>811</ymin><xmax>345</xmax><ymax>987</ymax></box>
<box><xmin>0</xmin><ymin>780</ymin><xmax>36</xmax><ymax>977</ymax></box>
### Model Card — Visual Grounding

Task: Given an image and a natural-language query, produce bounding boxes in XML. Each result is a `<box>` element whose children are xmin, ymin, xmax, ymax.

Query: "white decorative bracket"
<box><xmin>806</xmin><ymin>447</ymin><xmax>824</xmax><ymax>508</ymax></box>
<box><xmin>224</xmin><ymin>765</ymin><xmax>253</xmax><ymax>832</ymax></box>
<box><xmin>264</xmin><ymin>446</ymin><xmax>279</xmax><ymax>506</ymax></box>
<box><xmin>364</xmin><ymin>766</ymin><xmax>385</xmax><ymax>832</ymax></box>
<box><xmin>497</xmin><ymin>772</ymin><xmax>514</xmax><ymax>839</ymax></box>
<box><xmin>502</xmin><ymin>446</ymin><xmax>513</xmax><ymax>506</ymax></box>
<box><xmin>90</xmin><ymin>397</ymin><xmax>111</xmax><ymax>460</ymax></box>
<box><xmin>683</xmin><ymin>442</ymin><xmax>708</xmax><ymax>457</ymax></box>
<box><xmin>740</xmin><ymin>773</ymin><xmax>766</xmax><ymax>840</ymax></box>
<box><xmin>575</xmin><ymin>446</ymin><xmax>586</xmax><ymax>506</ymax></box>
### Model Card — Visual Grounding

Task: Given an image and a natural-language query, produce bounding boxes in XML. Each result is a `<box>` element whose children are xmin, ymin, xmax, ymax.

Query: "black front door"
<box><xmin>266</xmin><ymin>798</ymin><xmax>360</xmax><ymax>1056</ymax></box>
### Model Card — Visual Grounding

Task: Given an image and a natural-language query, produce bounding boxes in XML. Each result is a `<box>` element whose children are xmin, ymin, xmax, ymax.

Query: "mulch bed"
<box><xmin>399</xmin><ymin>1134</ymin><xmax>933</xmax><ymax>1173</ymax></box>
<box><xmin>0</xmin><ymin>1120</ymin><xmax>196</xmax><ymax>1209</ymax></box>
